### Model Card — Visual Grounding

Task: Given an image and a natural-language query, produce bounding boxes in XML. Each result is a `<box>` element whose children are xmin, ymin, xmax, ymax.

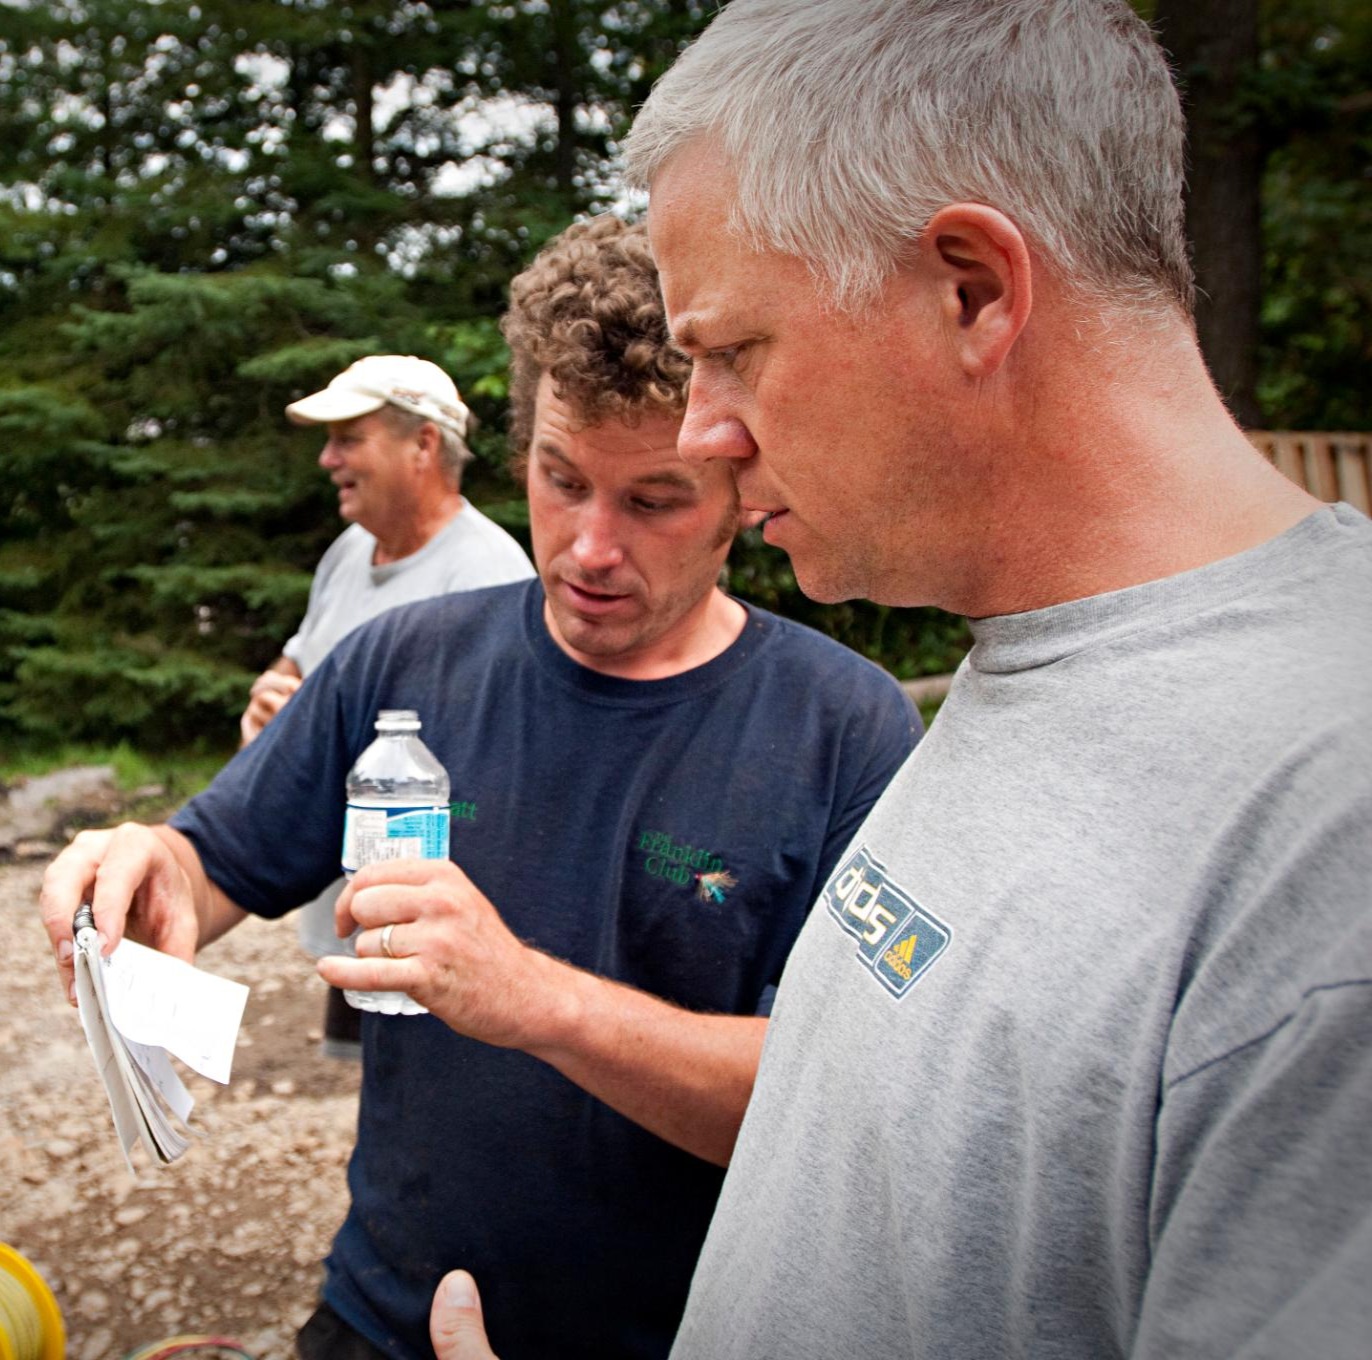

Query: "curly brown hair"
<box><xmin>501</xmin><ymin>214</ymin><xmax>691</xmax><ymax>472</ymax></box>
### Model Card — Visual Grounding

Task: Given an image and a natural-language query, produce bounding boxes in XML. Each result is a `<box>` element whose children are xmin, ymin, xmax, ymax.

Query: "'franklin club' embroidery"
<box><xmin>636</xmin><ymin>829</ymin><xmax>736</xmax><ymax>901</ymax></box>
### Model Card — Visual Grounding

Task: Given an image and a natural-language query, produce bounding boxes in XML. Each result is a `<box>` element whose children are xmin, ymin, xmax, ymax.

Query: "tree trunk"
<box><xmin>1154</xmin><ymin>0</ymin><xmax>1263</xmax><ymax>427</ymax></box>
<box><xmin>551</xmin><ymin>0</ymin><xmax>579</xmax><ymax>200</ymax></box>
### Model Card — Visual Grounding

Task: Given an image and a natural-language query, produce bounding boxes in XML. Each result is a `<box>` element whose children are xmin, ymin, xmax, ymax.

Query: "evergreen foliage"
<box><xmin>0</xmin><ymin>1</ymin><xmax>1365</xmax><ymax>751</ymax></box>
<box><xmin>1252</xmin><ymin>0</ymin><xmax>1372</xmax><ymax>428</ymax></box>
<box><xmin>1147</xmin><ymin>0</ymin><xmax>1371</xmax><ymax>426</ymax></box>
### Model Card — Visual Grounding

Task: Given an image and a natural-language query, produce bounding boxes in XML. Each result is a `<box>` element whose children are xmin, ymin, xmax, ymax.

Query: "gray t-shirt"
<box><xmin>673</xmin><ymin>504</ymin><xmax>1372</xmax><ymax>1360</ymax></box>
<box><xmin>286</xmin><ymin>504</ymin><xmax>534</xmax><ymax>957</ymax></box>
<box><xmin>283</xmin><ymin>503</ymin><xmax>534</xmax><ymax>676</ymax></box>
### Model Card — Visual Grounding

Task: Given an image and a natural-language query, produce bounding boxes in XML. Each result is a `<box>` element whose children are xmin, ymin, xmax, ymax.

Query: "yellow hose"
<box><xmin>0</xmin><ymin>1244</ymin><xmax>64</xmax><ymax>1360</ymax></box>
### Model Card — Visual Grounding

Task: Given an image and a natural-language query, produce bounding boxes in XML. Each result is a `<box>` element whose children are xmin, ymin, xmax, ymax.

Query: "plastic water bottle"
<box><xmin>341</xmin><ymin>709</ymin><xmax>450</xmax><ymax>1015</ymax></box>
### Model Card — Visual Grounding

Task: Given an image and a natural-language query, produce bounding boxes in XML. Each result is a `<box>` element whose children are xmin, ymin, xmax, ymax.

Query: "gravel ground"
<box><xmin>0</xmin><ymin>860</ymin><xmax>361</xmax><ymax>1360</ymax></box>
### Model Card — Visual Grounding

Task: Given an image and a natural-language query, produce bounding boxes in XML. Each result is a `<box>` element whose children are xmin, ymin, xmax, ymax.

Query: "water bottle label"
<box><xmin>342</xmin><ymin>803</ymin><xmax>450</xmax><ymax>875</ymax></box>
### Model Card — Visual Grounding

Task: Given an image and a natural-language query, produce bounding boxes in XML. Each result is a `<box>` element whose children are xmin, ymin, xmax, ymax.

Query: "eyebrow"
<box><xmin>671</xmin><ymin>313</ymin><xmax>758</xmax><ymax>360</ymax></box>
<box><xmin>669</xmin><ymin>319</ymin><xmax>704</xmax><ymax>354</ymax></box>
<box><xmin>535</xmin><ymin>442</ymin><xmax>698</xmax><ymax>494</ymax></box>
<box><xmin>631</xmin><ymin>470</ymin><xmax>698</xmax><ymax>492</ymax></box>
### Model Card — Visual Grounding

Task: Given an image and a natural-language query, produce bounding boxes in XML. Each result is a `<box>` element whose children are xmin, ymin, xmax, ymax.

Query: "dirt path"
<box><xmin>0</xmin><ymin>861</ymin><xmax>361</xmax><ymax>1360</ymax></box>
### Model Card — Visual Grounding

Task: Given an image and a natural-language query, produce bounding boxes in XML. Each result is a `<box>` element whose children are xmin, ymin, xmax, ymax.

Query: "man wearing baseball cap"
<box><xmin>243</xmin><ymin>354</ymin><xmax>534</xmax><ymax>745</ymax></box>
<box><xmin>248</xmin><ymin>354</ymin><xmax>535</xmax><ymax>1057</ymax></box>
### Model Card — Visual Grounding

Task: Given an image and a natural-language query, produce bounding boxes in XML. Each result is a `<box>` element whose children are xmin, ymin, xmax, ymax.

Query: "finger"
<box><xmin>350</xmin><ymin>857</ymin><xmax>460</xmax><ymax>891</ymax></box>
<box><xmin>316</xmin><ymin>953</ymin><xmax>425</xmax><ymax>994</ymax></box>
<box><xmin>90</xmin><ymin>825</ymin><xmax>198</xmax><ymax>964</ymax></box>
<box><xmin>335</xmin><ymin>876</ymin><xmax>358</xmax><ymax>939</ymax></box>
<box><xmin>40</xmin><ymin>829</ymin><xmax>109</xmax><ymax>948</ymax></box>
<box><xmin>39</xmin><ymin>830</ymin><xmax>112</xmax><ymax>1004</ymax></box>
<box><xmin>245</xmin><ymin>692</ymin><xmax>287</xmax><ymax>727</ymax></box>
<box><xmin>345</xmin><ymin>882</ymin><xmax>433</xmax><ymax>933</ymax></box>
<box><xmin>240</xmin><ymin>694</ymin><xmax>286</xmax><ymax>746</ymax></box>
<box><xmin>430</xmin><ymin>1271</ymin><xmax>498</xmax><ymax>1360</ymax></box>
<box><xmin>259</xmin><ymin>689</ymin><xmax>293</xmax><ymax>718</ymax></box>
<box><xmin>249</xmin><ymin>671</ymin><xmax>301</xmax><ymax>698</ymax></box>
<box><xmin>84</xmin><ymin>827</ymin><xmax>158</xmax><ymax>953</ymax></box>
<box><xmin>336</xmin><ymin>859</ymin><xmax>464</xmax><ymax>937</ymax></box>
<box><xmin>351</xmin><ymin>918</ymin><xmax>423</xmax><ymax>960</ymax></box>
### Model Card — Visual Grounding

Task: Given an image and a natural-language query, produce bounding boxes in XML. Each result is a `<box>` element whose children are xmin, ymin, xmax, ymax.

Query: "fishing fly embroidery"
<box><xmin>695</xmin><ymin>869</ymin><xmax>737</xmax><ymax>904</ymax></box>
<box><xmin>636</xmin><ymin>829</ymin><xmax>734</xmax><ymax>900</ymax></box>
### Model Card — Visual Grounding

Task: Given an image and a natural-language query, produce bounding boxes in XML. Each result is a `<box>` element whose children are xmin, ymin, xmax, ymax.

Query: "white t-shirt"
<box><xmin>284</xmin><ymin>502</ymin><xmax>534</xmax><ymax>676</ymax></box>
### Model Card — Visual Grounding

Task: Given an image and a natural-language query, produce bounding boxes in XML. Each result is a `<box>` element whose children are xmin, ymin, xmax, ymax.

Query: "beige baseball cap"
<box><xmin>285</xmin><ymin>355</ymin><xmax>470</xmax><ymax>439</ymax></box>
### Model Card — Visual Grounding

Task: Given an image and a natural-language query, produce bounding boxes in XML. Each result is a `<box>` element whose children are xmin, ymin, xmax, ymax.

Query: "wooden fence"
<box><xmin>1248</xmin><ymin>431</ymin><xmax>1371</xmax><ymax>514</ymax></box>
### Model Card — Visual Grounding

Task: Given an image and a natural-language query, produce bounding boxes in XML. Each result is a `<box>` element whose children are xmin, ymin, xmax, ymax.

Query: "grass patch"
<box><xmin>0</xmin><ymin>740</ymin><xmax>232</xmax><ymax>824</ymax></box>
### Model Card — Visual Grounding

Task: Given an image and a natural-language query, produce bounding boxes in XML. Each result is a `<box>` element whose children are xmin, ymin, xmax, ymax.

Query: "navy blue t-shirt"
<box><xmin>173</xmin><ymin>579</ymin><xmax>920</xmax><ymax>1360</ymax></box>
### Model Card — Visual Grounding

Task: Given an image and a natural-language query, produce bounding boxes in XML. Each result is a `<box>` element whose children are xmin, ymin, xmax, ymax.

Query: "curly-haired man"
<box><xmin>41</xmin><ymin>215</ymin><xmax>922</xmax><ymax>1360</ymax></box>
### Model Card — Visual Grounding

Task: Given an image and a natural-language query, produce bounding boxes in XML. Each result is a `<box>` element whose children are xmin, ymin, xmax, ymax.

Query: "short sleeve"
<box><xmin>1135</xmin><ymin>770</ymin><xmax>1372</xmax><ymax>1358</ymax></box>
<box><xmin>170</xmin><ymin>653</ymin><xmax>358</xmax><ymax>915</ymax></box>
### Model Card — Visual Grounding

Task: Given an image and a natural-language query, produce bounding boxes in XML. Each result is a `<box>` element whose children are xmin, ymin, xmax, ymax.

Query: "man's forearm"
<box><xmin>522</xmin><ymin>956</ymin><xmax>768</xmax><ymax>1167</ymax></box>
<box><xmin>324</xmin><ymin>861</ymin><xmax>770</xmax><ymax>1166</ymax></box>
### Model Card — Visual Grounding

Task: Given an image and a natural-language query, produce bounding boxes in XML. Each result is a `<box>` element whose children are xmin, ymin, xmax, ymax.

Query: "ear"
<box><xmin>922</xmin><ymin>203</ymin><xmax>1032</xmax><ymax>379</ymax></box>
<box><xmin>414</xmin><ymin>420</ymin><xmax>441</xmax><ymax>470</ymax></box>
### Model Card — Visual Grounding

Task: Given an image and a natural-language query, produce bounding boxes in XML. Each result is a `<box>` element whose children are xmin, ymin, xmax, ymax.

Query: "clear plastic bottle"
<box><xmin>340</xmin><ymin>709</ymin><xmax>450</xmax><ymax>1015</ymax></box>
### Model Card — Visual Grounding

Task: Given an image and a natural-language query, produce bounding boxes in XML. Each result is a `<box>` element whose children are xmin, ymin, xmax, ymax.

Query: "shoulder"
<box><xmin>736</xmin><ymin>604</ymin><xmax>922</xmax><ymax>749</ymax></box>
<box><xmin>429</xmin><ymin>503</ymin><xmax>535</xmax><ymax>584</ymax></box>
<box><xmin>746</xmin><ymin>604</ymin><xmax>914</xmax><ymax>703</ymax></box>
<box><xmin>1218</xmin><ymin>505</ymin><xmax>1372</xmax><ymax>697</ymax></box>
<box><xmin>1165</xmin><ymin>714</ymin><xmax>1372</xmax><ymax>1088</ymax></box>
<box><xmin>455</xmin><ymin>499</ymin><xmax>522</xmax><ymax>539</ymax></box>
<box><xmin>313</xmin><ymin>523</ymin><xmax>373</xmax><ymax>579</ymax></box>
<box><xmin>450</xmin><ymin>502</ymin><xmax>535</xmax><ymax>556</ymax></box>
<box><xmin>295</xmin><ymin>579</ymin><xmax>536</xmax><ymax>756</ymax></box>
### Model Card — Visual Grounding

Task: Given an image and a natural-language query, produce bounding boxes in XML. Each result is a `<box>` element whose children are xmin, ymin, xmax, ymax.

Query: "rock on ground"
<box><xmin>0</xmin><ymin>862</ymin><xmax>360</xmax><ymax>1360</ymax></box>
<box><xmin>0</xmin><ymin>767</ymin><xmax>123</xmax><ymax>857</ymax></box>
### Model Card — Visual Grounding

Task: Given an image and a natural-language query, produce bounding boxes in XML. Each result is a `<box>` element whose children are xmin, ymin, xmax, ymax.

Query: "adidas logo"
<box><xmin>892</xmin><ymin>934</ymin><xmax>918</xmax><ymax>965</ymax></box>
<box><xmin>882</xmin><ymin>931</ymin><xmax>919</xmax><ymax>981</ymax></box>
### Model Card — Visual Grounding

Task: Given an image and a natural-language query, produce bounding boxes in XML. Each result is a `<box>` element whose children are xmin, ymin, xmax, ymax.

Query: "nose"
<box><xmin>570</xmin><ymin>503</ymin><xmax>626</xmax><ymax>575</ymax></box>
<box><xmin>318</xmin><ymin>438</ymin><xmax>342</xmax><ymax>469</ymax></box>
<box><xmin>677</xmin><ymin>371</ymin><xmax>758</xmax><ymax>467</ymax></box>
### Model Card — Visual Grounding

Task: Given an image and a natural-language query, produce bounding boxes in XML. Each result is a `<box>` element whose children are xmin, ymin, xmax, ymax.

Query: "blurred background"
<box><xmin>0</xmin><ymin>0</ymin><xmax>1367</xmax><ymax>786</ymax></box>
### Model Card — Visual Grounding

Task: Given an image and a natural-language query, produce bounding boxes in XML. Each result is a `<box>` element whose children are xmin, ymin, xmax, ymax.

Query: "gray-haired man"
<box><xmin>241</xmin><ymin>355</ymin><xmax>533</xmax><ymax>744</ymax></box>
<box><xmin>431</xmin><ymin>0</ymin><xmax>1372</xmax><ymax>1327</ymax></box>
<box><xmin>611</xmin><ymin>2</ymin><xmax>1372</xmax><ymax>1357</ymax></box>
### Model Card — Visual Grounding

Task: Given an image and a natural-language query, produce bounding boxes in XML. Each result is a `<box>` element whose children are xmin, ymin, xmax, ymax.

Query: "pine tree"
<box><xmin>1</xmin><ymin>0</ymin><xmax>708</xmax><ymax>749</ymax></box>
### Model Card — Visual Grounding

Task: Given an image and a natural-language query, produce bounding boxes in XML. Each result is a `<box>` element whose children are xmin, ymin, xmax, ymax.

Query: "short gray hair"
<box><xmin>379</xmin><ymin>403</ymin><xmax>473</xmax><ymax>484</ymax></box>
<box><xmin>625</xmin><ymin>0</ymin><xmax>1193</xmax><ymax>316</ymax></box>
